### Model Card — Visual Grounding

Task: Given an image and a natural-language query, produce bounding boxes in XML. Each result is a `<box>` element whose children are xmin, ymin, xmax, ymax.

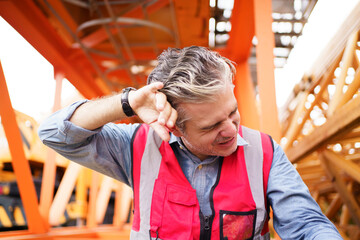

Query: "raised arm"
<box><xmin>38</xmin><ymin>82</ymin><xmax>178</xmax><ymax>184</ymax></box>
<box><xmin>70</xmin><ymin>82</ymin><xmax>177</xmax><ymax>141</ymax></box>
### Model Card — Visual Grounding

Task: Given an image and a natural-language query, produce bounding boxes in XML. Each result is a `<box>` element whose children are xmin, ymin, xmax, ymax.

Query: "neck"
<box><xmin>180</xmin><ymin>137</ymin><xmax>208</xmax><ymax>161</ymax></box>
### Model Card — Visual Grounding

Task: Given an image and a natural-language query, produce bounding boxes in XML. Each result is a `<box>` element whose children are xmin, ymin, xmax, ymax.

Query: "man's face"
<box><xmin>175</xmin><ymin>84</ymin><xmax>240</xmax><ymax>160</ymax></box>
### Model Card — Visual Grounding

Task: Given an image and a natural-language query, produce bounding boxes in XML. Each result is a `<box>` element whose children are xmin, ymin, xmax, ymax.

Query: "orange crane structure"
<box><xmin>0</xmin><ymin>0</ymin><xmax>359</xmax><ymax>239</ymax></box>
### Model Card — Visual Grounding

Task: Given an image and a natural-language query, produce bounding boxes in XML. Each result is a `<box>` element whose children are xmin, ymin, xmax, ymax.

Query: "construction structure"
<box><xmin>0</xmin><ymin>0</ymin><xmax>359</xmax><ymax>239</ymax></box>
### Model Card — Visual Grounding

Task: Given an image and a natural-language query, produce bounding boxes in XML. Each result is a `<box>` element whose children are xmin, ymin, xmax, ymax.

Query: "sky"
<box><xmin>0</xmin><ymin>17</ymin><xmax>78</xmax><ymax>122</ymax></box>
<box><xmin>0</xmin><ymin>0</ymin><xmax>359</xmax><ymax>122</ymax></box>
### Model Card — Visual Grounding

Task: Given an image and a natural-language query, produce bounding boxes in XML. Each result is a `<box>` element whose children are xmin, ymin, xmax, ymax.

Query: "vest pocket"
<box><xmin>219</xmin><ymin>209</ymin><xmax>257</xmax><ymax>240</ymax></box>
<box><xmin>150</xmin><ymin>179</ymin><xmax>197</xmax><ymax>240</ymax></box>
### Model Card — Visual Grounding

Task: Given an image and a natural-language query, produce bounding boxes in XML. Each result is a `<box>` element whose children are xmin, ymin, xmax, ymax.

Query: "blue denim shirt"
<box><xmin>38</xmin><ymin>100</ymin><xmax>342</xmax><ymax>239</ymax></box>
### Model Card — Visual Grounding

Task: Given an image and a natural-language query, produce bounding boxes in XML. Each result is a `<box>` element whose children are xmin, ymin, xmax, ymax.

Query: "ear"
<box><xmin>171</xmin><ymin>125</ymin><xmax>184</xmax><ymax>137</ymax></box>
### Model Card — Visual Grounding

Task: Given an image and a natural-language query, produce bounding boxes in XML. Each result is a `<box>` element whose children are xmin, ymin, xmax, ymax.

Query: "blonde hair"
<box><xmin>147</xmin><ymin>46</ymin><xmax>236</xmax><ymax>129</ymax></box>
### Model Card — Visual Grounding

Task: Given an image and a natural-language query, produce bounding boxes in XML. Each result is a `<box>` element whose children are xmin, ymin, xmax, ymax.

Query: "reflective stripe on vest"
<box><xmin>131</xmin><ymin>124</ymin><xmax>273</xmax><ymax>240</ymax></box>
<box><xmin>242</xmin><ymin>126</ymin><xmax>273</xmax><ymax>239</ymax></box>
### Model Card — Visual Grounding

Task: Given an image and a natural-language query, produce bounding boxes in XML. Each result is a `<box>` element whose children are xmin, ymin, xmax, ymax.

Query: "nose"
<box><xmin>219</xmin><ymin>119</ymin><xmax>238</xmax><ymax>138</ymax></box>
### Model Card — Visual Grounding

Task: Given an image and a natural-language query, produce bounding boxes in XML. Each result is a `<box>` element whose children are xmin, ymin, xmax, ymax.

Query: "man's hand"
<box><xmin>129</xmin><ymin>82</ymin><xmax>178</xmax><ymax>141</ymax></box>
<box><xmin>69</xmin><ymin>82</ymin><xmax>177</xmax><ymax>141</ymax></box>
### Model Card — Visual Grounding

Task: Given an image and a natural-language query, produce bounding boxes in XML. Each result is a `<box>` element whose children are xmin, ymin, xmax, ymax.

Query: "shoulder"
<box><xmin>240</xmin><ymin>126</ymin><xmax>274</xmax><ymax>150</ymax></box>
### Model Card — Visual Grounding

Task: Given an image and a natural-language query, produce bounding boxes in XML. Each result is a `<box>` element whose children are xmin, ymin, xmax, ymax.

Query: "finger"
<box><xmin>155</xmin><ymin>92</ymin><xmax>167</xmax><ymax>111</ymax></box>
<box><xmin>166</xmin><ymin>108</ymin><xmax>178</xmax><ymax>129</ymax></box>
<box><xmin>150</xmin><ymin>122</ymin><xmax>170</xmax><ymax>142</ymax></box>
<box><xmin>157</xmin><ymin>101</ymin><xmax>172</xmax><ymax>125</ymax></box>
<box><xmin>148</xmin><ymin>81</ymin><xmax>164</xmax><ymax>93</ymax></box>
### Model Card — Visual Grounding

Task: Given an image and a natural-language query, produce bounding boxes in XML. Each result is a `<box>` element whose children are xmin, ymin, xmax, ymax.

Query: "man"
<box><xmin>39</xmin><ymin>46</ymin><xmax>342</xmax><ymax>239</ymax></box>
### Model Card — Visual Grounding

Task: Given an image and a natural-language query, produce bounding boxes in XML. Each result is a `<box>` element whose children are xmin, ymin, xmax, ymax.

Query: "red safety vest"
<box><xmin>131</xmin><ymin>124</ymin><xmax>273</xmax><ymax>240</ymax></box>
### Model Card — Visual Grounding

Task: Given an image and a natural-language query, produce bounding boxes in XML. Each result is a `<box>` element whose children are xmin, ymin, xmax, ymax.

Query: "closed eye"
<box><xmin>230</xmin><ymin>107</ymin><xmax>237</xmax><ymax>116</ymax></box>
<box><xmin>201</xmin><ymin>122</ymin><xmax>221</xmax><ymax>131</ymax></box>
<box><xmin>200</xmin><ymin>106</ymin><xmax>237</xmax><ymax>131</ymax></box>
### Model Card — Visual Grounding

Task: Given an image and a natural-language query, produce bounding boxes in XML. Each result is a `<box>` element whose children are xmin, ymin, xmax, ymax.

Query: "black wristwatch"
<box><xmin>121</xmin><ymin>87</ymin><xmax>137</xmax><ymax>117</ymax></box>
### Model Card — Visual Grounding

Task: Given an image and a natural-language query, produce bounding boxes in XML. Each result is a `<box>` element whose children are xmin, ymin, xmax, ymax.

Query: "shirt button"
<box><xmin>198</xmin><ymin>165</ymin><xmax>203</xmax><ymax>170</ymax></box>
<box><xmin>179</xmin><ymin>145</ymin><xmax>184</xmax><ymax>150</ymax></box>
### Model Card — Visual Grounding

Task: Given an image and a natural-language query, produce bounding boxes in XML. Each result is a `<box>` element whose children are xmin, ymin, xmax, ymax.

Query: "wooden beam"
<box><xmin>319</xmin><ymin>152</ymin><xmax>360</xmax><ymax>226</ymax></box>
<box><xmin>337</xmin><ymin>228</ymin><xmax>351</xmax><ymax>240</ymax></box>
<box><xmin>337</xmin><ymin>62</ymin><xmax>360</xmax><ymax>109</ymax></box>
<box><xmin>307</xmin><ymin>2</ymin><xmax>360</xmax><ymax>81</ymax></box>
<box><xmin>340</xmin><ymin>203</ymin><xmax>350</xmax><ymax>227</ymax></box>
<box><xmin>331</xmin><ymin>127</ymin><xmax>360</xmax><ymax>144</ymax></box>
<box><xmin>286</xmin><ymin>93</ymin><xmax>360</xmax><ymax>163</ymax></box>
<box><xmin>282</xmin><ymin>55</ymin><xmax>341</xmax><ymax>151</ymax></box>
<box><xmin>299</xmin><ymin>165</ymin><xmax>325</xmax><ymax>176</ymax></box>
<box><xmin>96</xmin><ymin>176</ymin><xmax>114</xmax><ymax>224</ymax></box>
<box><xmin>306</xmin><ymin>180</ymin><xmax>333</xmax><ymax>191</ymax></box>
<box><xmin>312</xmin><ymin>190</ymin><xmax>320</xmax><ymax>202</ymax></box>
<box><xmin>322</xmin><ymin>150</ymin><xmax>360</xmax><ymax>184</ymax></box>
<box><xmin>328</xmin><ymin>31</ymin><xmax>358</xmax><ymax>116</ymax></box>
<box><xmin>49</xmin><ymin>161</ymin><xmax>81</xmax><ymax>226</ymax></box>
<box><xmin>87</xmin><ymin>171</ymin><xmax>100</xmax><ymax>228</ymax></box>
<box><xmin>75</xmin><ymin>167</ymin><xmax>87</xmax><ymax>225</ymax></box>
<box><xmin>113</xmin><ymin>183</ymin><xmax>133</xmax><ymax>227</ymax></box>
<box><xmin>298</xmin><ymin>168</ymin><xmax>325</xmax><ymax>178</ymax></box>
<box><xmin>325</xmin><ymin>193</ymin><xmax>342</xmax><ymax>220</ymax></box>
<box><xmin>282</xmin><ymin>92</ymin><xmax>308</xmax><ymax>150</ymax></box>
<box><xmin>0</xmin><ymin>61</ymin><xmax>47</xmax><ymax>233</ymax></box>
<box><xmin>295</xmin><ymin>159</ymin><xmax>321</xmax><ymax>170</ymax></box>
<box><xmin>316</xmin><ymin>182</ymin><xmax>335</xmax><ymax>195</ymax></box>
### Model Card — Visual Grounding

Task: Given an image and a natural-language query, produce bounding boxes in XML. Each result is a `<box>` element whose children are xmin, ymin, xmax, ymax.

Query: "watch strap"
<box><xmin>121</xmin><ymin>87</ymin><xmax>136</xmax><ymax>117</ymax></box>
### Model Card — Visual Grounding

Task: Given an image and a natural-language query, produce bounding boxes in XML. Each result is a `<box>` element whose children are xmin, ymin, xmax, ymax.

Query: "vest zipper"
<box><xmin>200</xmin><ymin>212</ymin><xmax>213</xmax><ymax>240</ymax></box>
<box><xmin>200</xmin><ymin>157</ymin><xmax>223</xmax><ymax>240</ymax></box>
<box><xmin>203</xmin><ymin>215</ymin><xmax>212</xmax><ymax>239</ymax></box>
<box><xmin>204</xmin><ymin>216</ymin><xmax>210</xmax><ymax>230</ymax></box>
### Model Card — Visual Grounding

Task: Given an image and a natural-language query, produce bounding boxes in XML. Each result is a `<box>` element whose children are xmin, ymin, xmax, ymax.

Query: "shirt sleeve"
<box><xmin>267</xmin><ymin>141</ymin><xmax>343</xmax><ymax>239</ymax></box>
<box><xmin>38</xmin><ymin>100</ymin><xmax>140</xmax><ymax>187</ymax></box>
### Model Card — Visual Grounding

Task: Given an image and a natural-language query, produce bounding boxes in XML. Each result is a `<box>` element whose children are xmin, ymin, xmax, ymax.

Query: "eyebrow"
<box><xmin>200</xmin><ymin>105</ymin><xmax>238</xmax><ymax>130</ymax></box>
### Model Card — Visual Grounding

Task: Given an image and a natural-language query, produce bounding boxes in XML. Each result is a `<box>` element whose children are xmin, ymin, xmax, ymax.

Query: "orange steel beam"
<box><xmin>234</xmin><ymin>61</ymin><xmax>260</xmax><ymax>130</ymax></box>
<box><xmin>253</xmin><ymin>0</ymin><xmax>281</xmax><ymax>141</ymax></box>
<box><xmin>78</xmin><ymin>0</ymin><xmax>170</xmax><ymax>48</ymax></box>
<box><xmin>220</xmin><ymin>0</ymin><xmax>258</xmax><ymax>129</ymax></box>
<box><xmin>37</xmin><ymin>0</ymin><xmax>79</xmax><ymax>47</ymax></box>
<box><xmin>220</xmin><ymin>0</ymin><xmax>255</xmax><ymax>62</ymax></box>
<box><xmin>0</xmin><ymin>61</ymin><xmax>47</xmax><ymax>233</ymax></box>
<box><xmin>0</xmin><ymin>0</ymin><xmax>103</xmax><ymax>99</ymax></box>
<box><xmin>39</xmin><ymin>73</ymin><xmax>64</xmax><ymax>223</ymax></box>
<box><xmin>45</xmin><ymin>1</ymin><xmax>78</xmax><ymax>33</ymax></box>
